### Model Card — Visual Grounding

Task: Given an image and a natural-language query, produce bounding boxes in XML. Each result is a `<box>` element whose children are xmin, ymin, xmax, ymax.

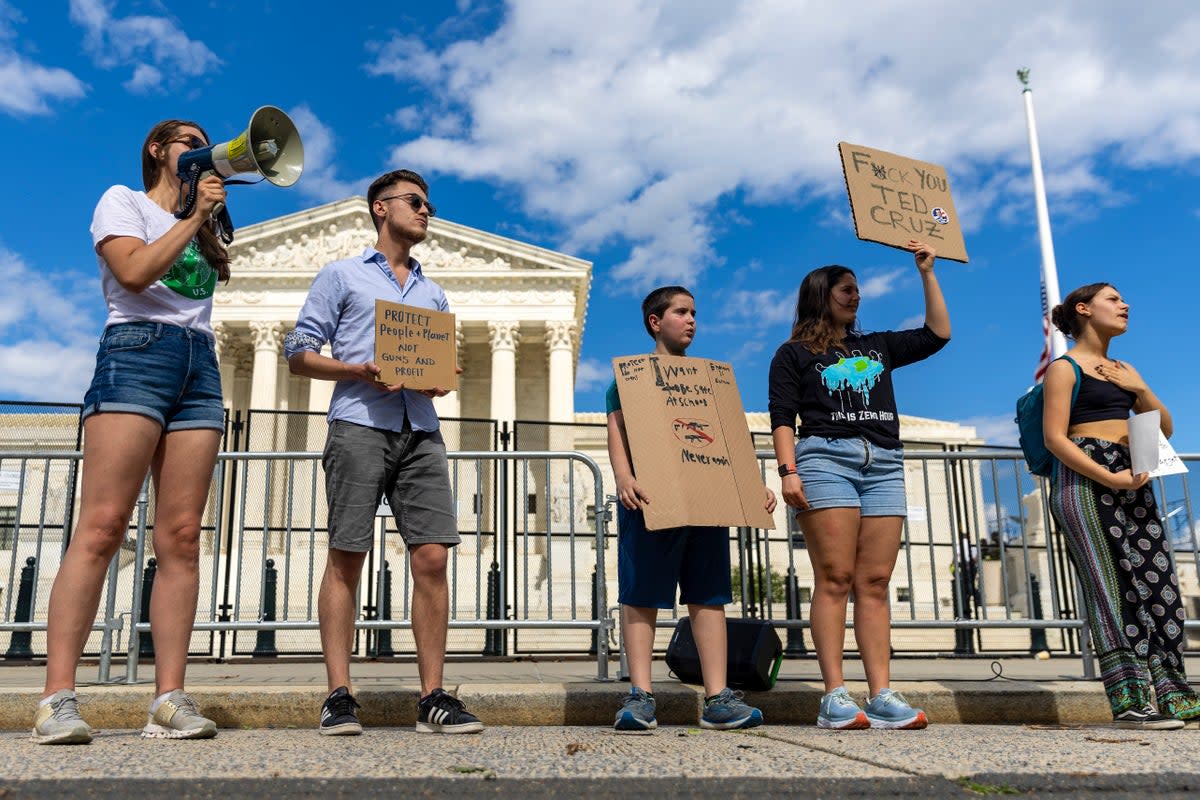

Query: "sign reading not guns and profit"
<box><xmin>838</xmin><ymin>142</ymin><xmax>969</xmax><ymax>263</ymax></box>
<box><xmin>373</xmin><ymin>299</ymin><xmax>458</xmax><ymax>391</ymax></box>
<box><xmin>612</xmin><ymin>354</ymin><xmax>775</xmax><ymax>532</ymax></box>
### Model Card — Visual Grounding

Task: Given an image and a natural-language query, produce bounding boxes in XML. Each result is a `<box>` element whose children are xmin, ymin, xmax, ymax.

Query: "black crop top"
<box><xmin>1069</xmin><ymin>372</ymin><xmax>1137</xmax><ymax>425</ymax></box>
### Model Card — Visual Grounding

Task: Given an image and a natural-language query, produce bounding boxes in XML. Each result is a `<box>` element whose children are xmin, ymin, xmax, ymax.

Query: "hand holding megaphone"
<box><xmin>174</xmin><ymin>105</ymin><xmax>305</xmax><ymax>243</ymax></box>
<box><xmin>190</xmin><ymin>175</ymin><xmax>228</xmax><ymax>220</ymax></box>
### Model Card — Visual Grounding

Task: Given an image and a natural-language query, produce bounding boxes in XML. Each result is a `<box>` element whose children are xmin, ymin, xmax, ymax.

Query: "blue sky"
<box><xmin>2</xmin><ymin>1</ymin><xmax>1200</xmax><ymax>450</ymax></box>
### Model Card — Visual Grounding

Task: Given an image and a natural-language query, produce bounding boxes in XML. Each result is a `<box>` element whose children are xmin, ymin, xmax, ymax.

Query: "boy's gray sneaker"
<box><xmin>32</xmin><ymin>690</ymin><xmax>93</xmax><ymax>744</ymax></box>
<box><xmin>141</xmin><ymin>690</ymin><xmax>218</xmax><ymax>739</ymax></box>
<box><xmin>700</xmin><ymin>687</ymin><xmax>763</xmax><ymax>730</ymax></box>
<box><xmin>614</xmin><ymin>687</ymin><xmax>657</xmax><ymax>731</ymax></box>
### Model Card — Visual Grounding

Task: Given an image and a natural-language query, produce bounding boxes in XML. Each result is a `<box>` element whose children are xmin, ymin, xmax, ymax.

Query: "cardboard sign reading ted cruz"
<box><xmin>838</xmin><ymin>142</ymin><xmax>969</xmax><ymax>263</ymax></box>
<box><xmin>373</xmin><ymin>299</ymin><xmax>457</xmax><ymax>391</ymax></box>
<box><xmin>612</xmin><ymin>354</ymin><xmax>775</xmax><ymax>532</ymax></box>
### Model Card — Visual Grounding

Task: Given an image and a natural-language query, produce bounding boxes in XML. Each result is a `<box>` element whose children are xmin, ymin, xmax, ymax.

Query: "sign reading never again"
<box><xmin>838</xmin><ymin>141</ymin><xmax>969</xmax><ymax>263</ymax></box>
<box><xmin>373</xmin><ymin>299</ymin><xmax>458</xmax><ymax>391</ymax></box>
<box><xmin>612</xmin><ymin>354</ymin><xmax>775</xmax><ymax>531</ymax></box>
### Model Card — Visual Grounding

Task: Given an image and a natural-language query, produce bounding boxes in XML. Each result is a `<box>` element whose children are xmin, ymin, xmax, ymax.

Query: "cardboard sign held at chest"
<box><xmin>373</xmin><ymin>299</ymin><xmax>458</xmax><ymax>391</ymax></box>
<box><xmin>838</xmin><ymin>142</ymin><xmax>969</xmax><ymax>263</ymax></box>
<box><xmin>612</xmin><ymin>354</ymin><xmax>775</xmax><ymax>532</ymax></box>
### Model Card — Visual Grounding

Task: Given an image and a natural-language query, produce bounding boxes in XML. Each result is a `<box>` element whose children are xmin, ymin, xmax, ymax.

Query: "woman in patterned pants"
<box><xmin>1043</xmin><ymin>282</ymin><xmax>1198</xmax><ymax>729</ymax></box>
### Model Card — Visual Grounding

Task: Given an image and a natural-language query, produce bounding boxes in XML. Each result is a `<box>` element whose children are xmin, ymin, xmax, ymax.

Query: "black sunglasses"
<box><xmin>168</xmin><ymin>135</ymin><xmax>207</xmax><ymax>150</ymax></box>
<box><xmin>378</xmin><ymin>193</ymin><xmax>437</xmax><ymax>217</ymax></box>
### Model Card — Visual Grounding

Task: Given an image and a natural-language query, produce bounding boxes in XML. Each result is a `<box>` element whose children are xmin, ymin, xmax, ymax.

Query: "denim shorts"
<box><xmin>82</xmin><ymin>322</ymin><xmax>224</xmax><ymax>432</ymax></box>
<box><xmin>794</xmin><ymin>436</ymin><xmax>907</xmax><ymax>517</ymax></box>
<box><xmin>322</xmin><ymin>419</ymin><xmax>460</xmax><ymax>552</ymax></box>
<box><xmin>616</xmin><ymin>505</ymin><xmax>732</xmax><ymax>609</ymax></box>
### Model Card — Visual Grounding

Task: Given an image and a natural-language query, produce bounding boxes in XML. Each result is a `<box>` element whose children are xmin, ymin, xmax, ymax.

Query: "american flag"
<box><xmin>1033</xmin><ymin>279</ymin><xmax>1052</xmax><ymax>383</ymax></box>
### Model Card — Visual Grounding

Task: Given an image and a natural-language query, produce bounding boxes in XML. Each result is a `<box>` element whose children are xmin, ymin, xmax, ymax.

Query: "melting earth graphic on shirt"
<box><xmin>161</xmin><ymin>240</ymin><xmax>216</xmax><ymax>300</ymax></box>
<box><xmin>818</xmin><ymin>355</ymin><xmax>884</xmax><ymax>405</ymax></box>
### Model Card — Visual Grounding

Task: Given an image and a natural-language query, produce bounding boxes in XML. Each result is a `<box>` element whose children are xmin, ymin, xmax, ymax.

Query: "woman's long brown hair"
<box><xmin>141</xmin><ymin>120</ymin><xmax>230</xmax><ymax>282</ymax></box>
<box><xmin>787</xmin><ymin>265</ymin><xmax>858</xmax><ymax>353</ymax></box>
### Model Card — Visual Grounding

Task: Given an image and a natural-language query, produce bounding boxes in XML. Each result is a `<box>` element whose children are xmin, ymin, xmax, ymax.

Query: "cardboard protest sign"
<box><xmin>373</xmin><ymin>299</ymin><xmax>457</xmax><ymax>391</ymax></box>
<box><xmin>838</xmin><ymin>141</ymin><xmax>968</xmax><ymax>263</ymax></box>
<box><xmin>612</xmin><ymin>354</ymin><xmax>775</xmax><ymax>531</ymax></box>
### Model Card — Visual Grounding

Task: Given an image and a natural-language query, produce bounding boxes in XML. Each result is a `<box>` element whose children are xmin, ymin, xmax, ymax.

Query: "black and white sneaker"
<box><xmin>319</xmin><ymin>686</ymin><xmax>363</xmax><ymax>736</ymax></box>
<box><xmin>1112</xmin><ymin>705</ymin><xmax>1185</xmax><ymax>730</ymax></box>
<box><xmin>416</xmin><ymin>688</ymin><xmax>484</xmax><ymax>734</ymax></box>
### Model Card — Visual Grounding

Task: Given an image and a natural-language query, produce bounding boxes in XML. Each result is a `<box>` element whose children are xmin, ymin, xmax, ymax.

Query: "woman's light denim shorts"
<box><xmin>794</xmin><ymin>436</ymin><xmax>907</xmax><ymax>516</ymax></box>
<box><xmin>82</xmin><ymin>322</ymin><xmax>225</xmax><ymax>432</ymax></box>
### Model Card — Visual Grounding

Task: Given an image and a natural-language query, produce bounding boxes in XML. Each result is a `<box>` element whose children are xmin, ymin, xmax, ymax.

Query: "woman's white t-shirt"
<box><xmin>91</xmin><ymin>185</ymin><xmax>217</xmax><ymax>339</ymax></box>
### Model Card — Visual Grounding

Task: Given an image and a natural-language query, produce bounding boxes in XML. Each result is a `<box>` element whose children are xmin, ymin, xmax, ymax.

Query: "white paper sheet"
<box><xmin>1128</xmin><ymin>410</ymin><xmax>1189</xmax><ymax>477</ymax></box>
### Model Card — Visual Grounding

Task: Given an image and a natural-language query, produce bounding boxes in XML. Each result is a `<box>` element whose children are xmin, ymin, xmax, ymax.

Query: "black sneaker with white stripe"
<box><xmin>1112</xmin><ymin>705</ymin><xmax>1185</xmax><ymax>730</ymax></box>
<box><xmin>319</xmin><ymin>686</ymin><xmax>362</xmax><ymax>736</ymax></box>
<box><xmin>416</xmin><ymin>688</ymin><xmax>484</xmax><ymax>734</ymax></box>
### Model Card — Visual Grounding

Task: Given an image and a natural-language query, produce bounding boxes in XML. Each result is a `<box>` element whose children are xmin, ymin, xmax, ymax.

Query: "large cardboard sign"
<box><xmin>373</xmin><ymin>300</ymin><xmax>458</xmax><ymax>391</ymax></box>
<box><xmin>838</xmin><ymin>141</ymin><xmax>968</xmax><ymax>263</ymax></box>
<box><xmin>612</xmin><ymin>354</ymin><xmax>775</xmax><ymax>532</ymax></box>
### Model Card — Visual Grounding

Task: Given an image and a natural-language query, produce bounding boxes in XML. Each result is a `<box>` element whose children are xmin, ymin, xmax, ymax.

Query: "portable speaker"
<box><xmin>665</xmin><ymin>616</ymin><xmax>783</xmax><ymax>691</ymax></box>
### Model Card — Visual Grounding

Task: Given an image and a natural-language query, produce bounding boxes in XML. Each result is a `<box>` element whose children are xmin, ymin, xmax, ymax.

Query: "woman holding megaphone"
<box><xmin>33</xmin><ymin>120</ymin><xmax>228</xmax><ymax>744</ymax></box>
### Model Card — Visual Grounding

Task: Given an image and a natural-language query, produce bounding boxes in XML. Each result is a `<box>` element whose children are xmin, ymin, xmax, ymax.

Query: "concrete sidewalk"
<box><xmin>0</xmin><ymin>654</ymin><xmax>1163</xmax><ymax>731</ymax></box>
<box><xmin>4</xmin><ymin>724</ymin><xmax>1200</xmax><ymax>798</ymax></box>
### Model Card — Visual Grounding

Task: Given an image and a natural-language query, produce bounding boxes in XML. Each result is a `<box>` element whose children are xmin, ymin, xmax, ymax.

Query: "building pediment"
<box><xmin>227</xmin><ymin>196</ymin><xmax>590</xmax><ymax>280</ymax></box>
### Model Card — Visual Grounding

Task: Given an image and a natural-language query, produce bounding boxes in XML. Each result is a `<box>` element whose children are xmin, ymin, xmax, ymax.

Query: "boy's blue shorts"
<box><xmin>616</xmin><ymin>505</ymin><xmax>732</xmax><ymax>609</ymax></box>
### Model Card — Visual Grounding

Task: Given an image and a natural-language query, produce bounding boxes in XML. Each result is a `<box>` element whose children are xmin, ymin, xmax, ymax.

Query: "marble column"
<box><xmin>432</xmin><ymin>323</ymin><xmax>464</xmax><ymax>422</ymax></box>
<box><xmin>487</xmin><ymin>321</ymin><xmax>520</xmax><ymax>425</ymax></box>
<box><xmin>212</xmin><ymin>322</ymin><xmax>236</xmax><ymax>410</ymax></box>
<box><xmin>545</xmin><ymin>320</ymin><xmax>576</xmax><ymax>424</ymax></box>
<box><xmin>248</xmin><ymin>321</ymin><xmax>283</xmax><ymax>410</ymax></box>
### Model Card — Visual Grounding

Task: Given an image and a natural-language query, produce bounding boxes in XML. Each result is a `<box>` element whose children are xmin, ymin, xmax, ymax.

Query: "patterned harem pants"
<box><xmin>1050</xmin><ymin>437</ymin><xmax>1200</xmax><ymax>719</ymax></box>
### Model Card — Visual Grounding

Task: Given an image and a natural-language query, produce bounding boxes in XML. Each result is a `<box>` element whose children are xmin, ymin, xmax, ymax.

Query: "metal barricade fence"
<box><xmin>3</xmin><ymin>445</ymin><xmax>1199</xmax><ymax>683</ymax></box>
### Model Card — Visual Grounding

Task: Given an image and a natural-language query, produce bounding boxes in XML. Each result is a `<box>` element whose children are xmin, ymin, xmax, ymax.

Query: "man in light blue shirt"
<box><xmin>285</xmin><ymin>169</ymin><xmax>482</xmax><ymax>737</ymax></box>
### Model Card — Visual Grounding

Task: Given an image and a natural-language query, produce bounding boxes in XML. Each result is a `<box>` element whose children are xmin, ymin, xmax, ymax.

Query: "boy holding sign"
<box><xmin>607</xmin><ymin>286</ymin><xmax>777</xmax><ymax>731</ymax></box>
<box><xmin>284</xmin><ymin>169</ymin><xmax>481</xmax><ymax>737</ymax></box>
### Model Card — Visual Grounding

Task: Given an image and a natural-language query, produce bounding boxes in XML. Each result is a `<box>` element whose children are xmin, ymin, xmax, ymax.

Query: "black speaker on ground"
<box><xmin>665</xmin><ymin>616</ymin><xmax>783</xmax><ymax>691</ymax></box>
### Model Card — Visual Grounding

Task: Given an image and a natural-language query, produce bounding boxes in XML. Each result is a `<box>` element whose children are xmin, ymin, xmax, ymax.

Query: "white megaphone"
<box><xmin>174</xmin><ymin>105</ymin><xmax>305</xmax><ymax>241</ymax></box>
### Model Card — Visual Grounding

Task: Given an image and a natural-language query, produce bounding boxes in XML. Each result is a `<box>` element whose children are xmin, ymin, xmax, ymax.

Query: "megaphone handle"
<box><xmin>213</xmin><ymin>205</ymin><xmax>235</xmax><ymax>245</ymax></box>
<box><xmin>174</xmin><ymin>165</ymin><xmax>201</xmax><ymax>221</ymax></box>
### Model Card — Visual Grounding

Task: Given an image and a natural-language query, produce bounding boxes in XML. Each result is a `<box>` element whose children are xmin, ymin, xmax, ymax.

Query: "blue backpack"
<box><xmin>1015</xmin><ymin>356</ymin><xmax>1081</xmax><ymax>477</ymax></box>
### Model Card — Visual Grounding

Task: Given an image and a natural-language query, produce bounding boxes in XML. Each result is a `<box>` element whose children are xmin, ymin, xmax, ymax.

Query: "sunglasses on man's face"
<box><xmin>378</xmin><ymin>193</ymin><xmax>437</xmax><ymax>217</ymax></box>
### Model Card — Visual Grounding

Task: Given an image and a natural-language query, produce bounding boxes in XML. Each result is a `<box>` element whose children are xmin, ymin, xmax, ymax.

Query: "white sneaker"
<box><xmin>141</xmin><ymin>690</ymin><xmax>218</xmax><ymax>739</ymax></box>
<box><xmin>32</xmin><ymin>690</ymin><xmax>93</xmax><ymax>744</ymax></box>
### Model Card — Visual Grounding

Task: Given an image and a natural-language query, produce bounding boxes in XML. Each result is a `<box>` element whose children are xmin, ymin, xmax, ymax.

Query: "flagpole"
<box><xmin>1018</xmin><ymin>68</ymin><xmax>1068</xmax><ymax>359</ymax></box>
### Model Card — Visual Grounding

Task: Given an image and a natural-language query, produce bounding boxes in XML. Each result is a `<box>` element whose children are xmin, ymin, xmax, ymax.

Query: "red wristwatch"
<box><xmin>777</xmin><ymin>464</ymin><xmax>797</xmax><ymax>477</ymax></box>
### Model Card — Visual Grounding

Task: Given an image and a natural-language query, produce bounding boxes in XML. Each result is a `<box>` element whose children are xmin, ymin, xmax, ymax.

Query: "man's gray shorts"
<box><xmin>323</xmin><ymin>419</ymin><xmax>460</xmax><ymax>552</ymax></box>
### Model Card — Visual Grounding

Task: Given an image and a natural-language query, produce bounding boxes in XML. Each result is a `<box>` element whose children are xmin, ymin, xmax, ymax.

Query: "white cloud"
<box><xmin>69</xmin><ymin>0</ymin><xmax>220</xmax><ymax>90</ymax></box>
<box><xmin>958</xmin><ymin>413</ymin><xmax>1021</xmax><ymax>447</ymax></box>
<box><xmin>895</xmin><ymin>314</ymin><xmax>925</xmax><ymax>330</ymax></box>
<box><xmin>0</xmin><ymin>244</ymin><xmax>102</xmax><ymax>401</ymax></box>
<box><xmin>123</xmin><ymin>62</ymin><xmax>162</xmax><ymax>94</ymax></box>
<box><xmin>858</xmin><ymin>268</ymin><xmax>906</xmax><ymax>301</ymax></box>
<box><xmin>0</xmin><ymin>340</ymin><xmax>96</xmax><ymax>401</ymax></box>
<box><xmin>574</xmin><ymin>357</ymin><xmax>611</xmax><ymax>392</ymax></box>
<box><xmin>0</xmin><ymin>52</ymin><xmax>87</xmax><ymax>115</ymax></box>
<box><xmin>369</xmin><ymin>2</ymin><xmax>1200</xmax><ymax>289</ymax></box>
<box><xmin>716</xmin><ymin>289</ymin><xmax>793</xmax><ymax>326</ymax></box>
<box><xmin>286</xmin><ymin>104</ymin><xmax>366</xmax><ymax>203</ymax></box>
<box><xmin>0</xmin><ymin>2</ymin><xmax>86</xmax><ymax>115</ymax></box>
